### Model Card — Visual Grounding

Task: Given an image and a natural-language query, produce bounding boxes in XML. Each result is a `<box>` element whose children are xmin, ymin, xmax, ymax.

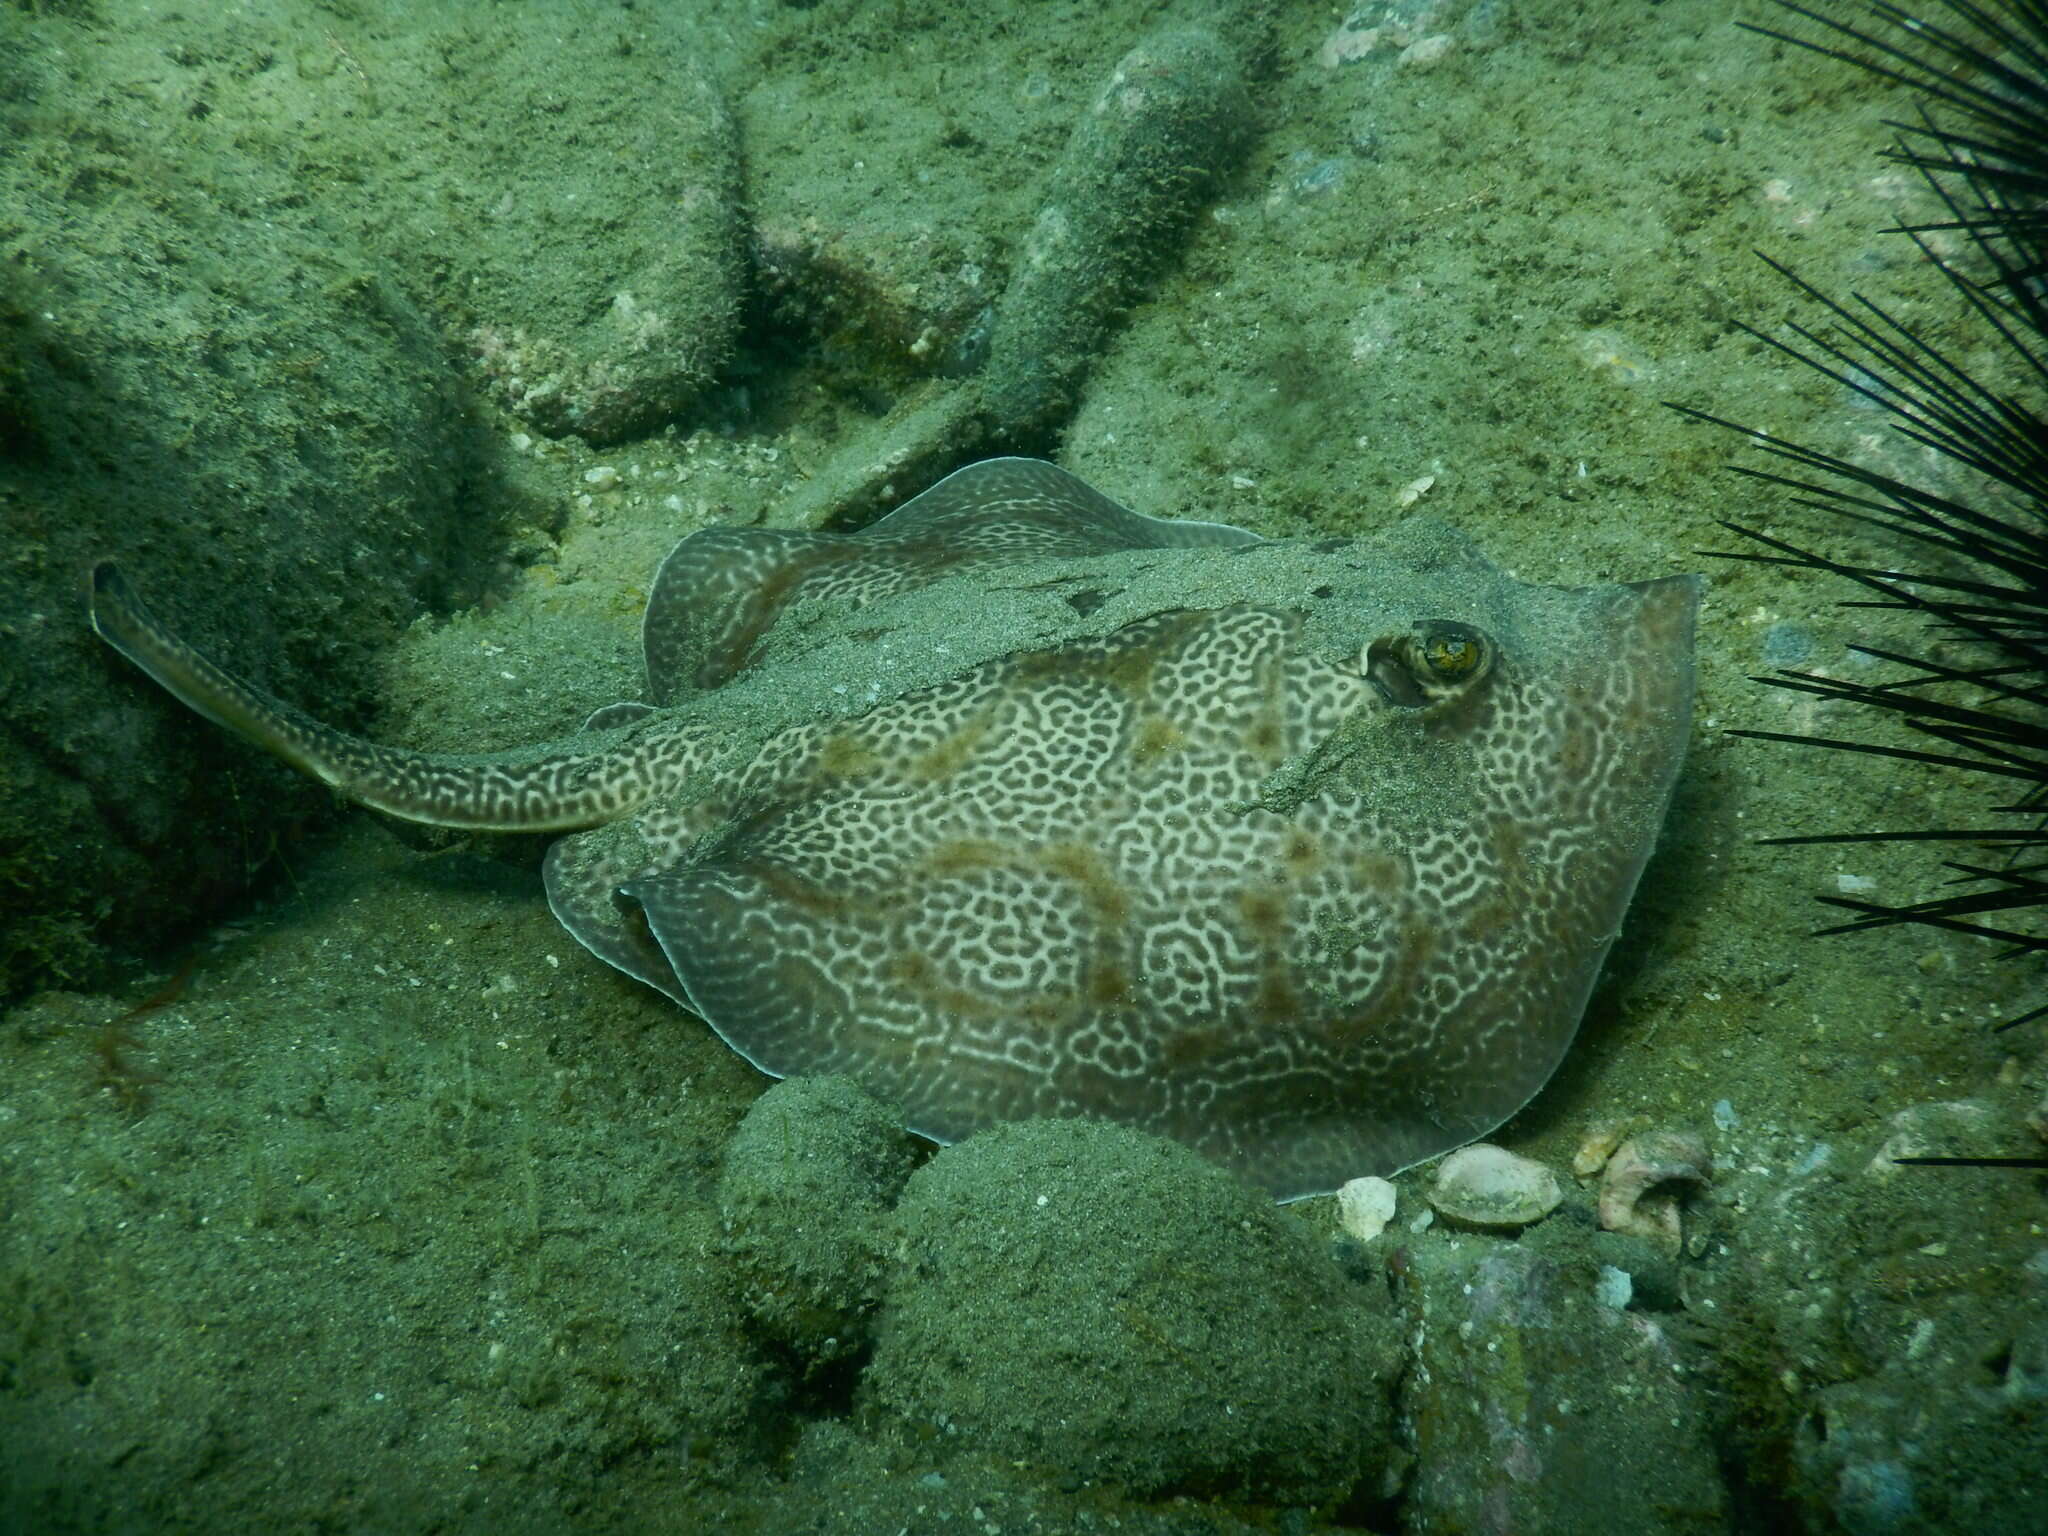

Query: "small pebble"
<box><xmin>1292</xmin><ymin>155</ymin><xmax>1348</xmax><ymax>197</ymax></box>
<box><xmin>1397</xmin><ymin>34</ymin><xmax>1454</xmax><ymax>69</ymax></box>
<box><xmin>1761</xmin><ymin>621</ymin><xmax>1814</xmax><ymax>666</ymax></box>
<box><xmin>1578</xmin><ymin>328</ymin><xmax>1652</xmax><ymax>384</ymax></box>
<box><xmin>1395</xmin><ymin>473</ymin><xmax>1436</xmax><ymax>508</ymax></box>
<box><xmin>1593</xmin><ymin>1264</ymin><xmax>1634</xmax><ymax>1311</ymax></box>
<box><xmin>1335</xmin><ymin>1175</ymin><xmax>1398</xmax><ymax>1242</ymax></box>
<box><xmin>1573</xmin><ymin>1116</ymin><xmax>1636</xmax><ymax>1178</ymax></box>
<box><xmin>1791</xmin><ymin>1141</ymin><xmax>1832</xmax><ymax>1178</ymax></box>
<box><xmin>1318</xmin><ymin>23</ymin><xmax>1381</xmax><ymax>68</ymax></box>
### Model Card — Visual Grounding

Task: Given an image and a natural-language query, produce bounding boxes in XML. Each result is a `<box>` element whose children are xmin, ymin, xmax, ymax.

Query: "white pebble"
<box><xmin>1396</xmin><ymin>473</ymin><xmax>1436</xmax><ymax>508</ymax></box>
<box><xmin>1593</xmin><ymin>1265</ymin><xmax>1634</xmax><ymax>1310</ymax></box>
<box><xmin>1398</xmin><ymin>34</ymin><xmax>1454</xmax><ymax>69</ymax></box>
<box><xmin>1335</xmin><ymin>1176</ymin><xmax>1397</xmax><ymax>1242</ymax></box>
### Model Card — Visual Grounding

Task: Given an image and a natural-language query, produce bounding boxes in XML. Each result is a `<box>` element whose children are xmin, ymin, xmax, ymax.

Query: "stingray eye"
<box><xmin>1364</xmin><ymin>621</ymin><xmax>1496</xmax><ymax>707</ymax></box>
<box><xmin>1417</xmin><ymin>622</ymin><xmax>1488</xmax><ymax>683</ymax></box>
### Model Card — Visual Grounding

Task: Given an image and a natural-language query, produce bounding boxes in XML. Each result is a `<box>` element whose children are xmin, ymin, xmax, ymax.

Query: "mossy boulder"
<box><xmin>0</xmin><ymin>12</ymin><xmax>477</xmax><ymax>995</ymax></box>
<box><xmin>717</xmin><ymin>1076</ymin><xmax>918</xmax><ymax>1370</ymax></box>
<box><xmin>864</xmin><ymin>1117</ymin><xmax>1402</xmax><ymax>1503</ymax></box>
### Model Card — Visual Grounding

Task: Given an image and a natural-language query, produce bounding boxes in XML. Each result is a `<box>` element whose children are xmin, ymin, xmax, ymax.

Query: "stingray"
<box><xmin>89</xmin><ymin>457</ymin><xmax>1699</xmax><ymax>1200</ymax></box>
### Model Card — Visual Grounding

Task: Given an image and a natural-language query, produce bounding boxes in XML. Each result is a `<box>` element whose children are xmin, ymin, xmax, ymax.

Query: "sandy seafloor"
<box><xmin>2</xmin><ymin>0</ymin><xmax>2044</xmax><ymax>1531</ymax></box>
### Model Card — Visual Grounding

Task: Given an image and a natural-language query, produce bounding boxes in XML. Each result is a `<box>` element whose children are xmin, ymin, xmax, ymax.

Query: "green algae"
<box><xmin>5</xmin><ymin>0</ymin><xmax>2045</xmax><ymax>1531</ymax></box>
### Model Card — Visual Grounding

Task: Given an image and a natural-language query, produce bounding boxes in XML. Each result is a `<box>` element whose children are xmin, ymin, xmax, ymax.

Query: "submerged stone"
<box><xmin>716</xmin><ymin>1076</ymin><xmax>917</xmax><ymax>1369</ymax></box>
<box><xmin>862</xmin><ymin>1118</ymin><xmax>1403</xmax><ymax>1501</ymax></box>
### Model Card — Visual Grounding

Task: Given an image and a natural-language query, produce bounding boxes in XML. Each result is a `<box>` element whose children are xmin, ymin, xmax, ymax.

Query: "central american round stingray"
<box><xmin>90</xmin><ymin>458</ymin><xmax>1699</xmax><ymax>1200</ymax></box>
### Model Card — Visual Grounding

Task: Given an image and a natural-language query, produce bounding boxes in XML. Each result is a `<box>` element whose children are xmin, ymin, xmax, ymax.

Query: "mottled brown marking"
<box><xmin>749</xmin><ymin>860</ymin><xmax>844</xmax><ymax>920</ymax></box>
<box><xmin>1325</xmin><ymin>920</ymin><xmax>1438</xmax><ymax>1047</ymax></box>
<box><xmin>1462</xmin><ymin>891</ymin><xmax>1516</xmax><ymax>944</ymax></box>
<box><xmin>923</xmin><ymin>838</ymin><xmax>1007</xmax><ymax>879</ymax></box>
<box><xmin>1161</xmin><ymin>1023</ymin><xmax>1231</xmax><ymax>1072</ymax></box>
<box><xmin>1281</xmin><ymin>828</ymin><xmax>1321</xmax><ymax>877</ymax></box>
<box><xmin>1238</xmin><ymin>885</ymin><xmax>1288</xmax><ymax>945</ymax></box>
<box><xmin>1131</xmin><ymin>713</ymin><xmax>1187</xmax><ymax>761</ymax></box>
<box><xmin>1087</xmin><ymin>962</ymin><xmax>1133</xmax><ymax>1009</ymax></box>
<box><xmin>1041</xmin><ymin>841</ymin><xmax>1130</xmax><ymax>929</ymax></box>
<box><xmin>817</xmin><ymin>729</ymin><xmax>884</xmax><ymax>780</ymax></box>
<box><xmin>887</xmin><ymin>949</ymin><xmax>936</xmax><ymax>988</ymax></box>
<box><xmin>912</xmin><ymin>713</ymin><xmax>993</xmax><ymax>782</ymax></box>
<box><xmin>1010</xmin><ymin>607</ymin><xmax>1209</xmax><ymax>697</ymax></box>
<box><xmin>1489</xmin><ymin>815</ymin><xmax>1527</xmax><ymax>873</ymax></box>
<box><xmin>1559</xmin><ymin>717</ymin><xmax>1595</xmax><ymax>782</ymax></box>
<box><xmin>1354</xmin><ymin>849</ymin><xmax>1407</xmax><ymax>899</ymax></box>
<box><xmin>1252</xmin><ymin>970</ymin><xmax>1299</xmax><ymax>1026</ymax></box>
<box><xmin>1243</xmin><ymin>713</ymin><xmax>1285</xmax><ymax>762</ymax></box>
<box><xmin>1019</xmin><ymin>992</ymin><xmax>1074</xmax><ymax>1030</ymax></box>
<box><xmin>886</xmin><ymin>947</ymin><xmax>1006</xmax><ymax>1023</ymax></box>
<box><xmin>716</xmin><ymin>551</ymin><xmax>827</xmax><ymax>686</ymax></box>
<box><xmin>914</xmin><ymin>968</ymin><xmax>998</xmax><ymax>1023</ymax></box>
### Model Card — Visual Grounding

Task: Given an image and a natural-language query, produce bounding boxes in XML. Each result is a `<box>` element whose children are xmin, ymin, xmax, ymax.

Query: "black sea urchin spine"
<box><xmin>1747</xmin><ymin>0</ymin><xmax>2048</xmax><ymax>285</ymax></box>
<box><xmin>1667</xmin><ymin>0</ymin><xmax>2048</xmax><ymax>1031</ymax></box>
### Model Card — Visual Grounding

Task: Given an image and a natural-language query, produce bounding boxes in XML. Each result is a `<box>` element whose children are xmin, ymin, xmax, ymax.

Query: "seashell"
<box><xmin>1597</xmin><ymin>1130</ymin><xmax>1712</xmax><ymax>1257</ymax></box>
<box><xmin>1426</xmin><ymin>1143</ymin><xmax>1564</xmax><ymax>1230</ymax></box>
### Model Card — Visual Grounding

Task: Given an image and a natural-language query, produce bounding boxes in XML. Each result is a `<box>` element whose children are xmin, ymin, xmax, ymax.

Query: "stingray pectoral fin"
<box><xmin>543</xmin><ymin>824</ymin><xmax>692</xmax><ymax>1005</ymax></box>
<box><xmin>582</xmin><ymin>701</ymin><xmax>657</xmax><ymax>733</ymax></box>
<box><xmin>621</xmin><ymin>852</ymin><xmax>1077</xmax><ymax>1147</ymax></box>
<box><xmin>89</xmin><ymin>563</ymin><xmax>683</xmax><ymax>832</ymax></box>
<box><xmin>621</xmin><ymin>864</ymin><xmax>876</xmax><ymax>1088</ymax></box>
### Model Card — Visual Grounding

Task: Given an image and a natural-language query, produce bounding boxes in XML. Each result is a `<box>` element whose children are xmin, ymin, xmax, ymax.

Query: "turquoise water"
<box><xmin>3</xmin><ymin>1</ymin><xmax>2042</xmax><ymax>1530</ymax></box>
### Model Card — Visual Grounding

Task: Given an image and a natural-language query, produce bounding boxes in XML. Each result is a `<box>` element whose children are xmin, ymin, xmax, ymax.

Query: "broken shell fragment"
<box><xmin>1336</xmin><ymin>1175</ymin><xmax>1398</xmax><ymax>1242</ymax></box>
<box><xmin>1426</xmin><ymin>1143</ymin><xmax>1564</xmax><ymax>1230</ymax></box>
<box><xmin>1598</xmin><ymin>1130</ymin><xmax>1713</xmax><ymax>1257</ymax></box>
<box><xmin>1572</xmin><ymin>1114</ymin><xmax>1642</xmax><ymax>1178</ymax></box>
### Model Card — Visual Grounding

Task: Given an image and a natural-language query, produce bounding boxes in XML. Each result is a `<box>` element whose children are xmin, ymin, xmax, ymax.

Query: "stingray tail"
<box><xmin>89</xmin><ymin>563</ymin><xmax>670</xmax><ymax>832</ymax></box>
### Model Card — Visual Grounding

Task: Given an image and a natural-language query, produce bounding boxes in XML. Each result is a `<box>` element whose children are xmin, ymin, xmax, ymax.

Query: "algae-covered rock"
<box><xmin>1794</xmin><ymin>1371</ymin><xmax>2048</xmax><ymax>1536</ymax></box>
<box><xmin>0</xmin><ymin>12</ymin><xmax>473</xmax><ymax>996</ymax></box>
<box><xmin>767</xmin><ymin>11</ymin><xmax>1266</xmax><ymax>534</ymax></box>
<box><xmin>0</xmin><ymin>0</ymin><xmax>753</xmax><ymax>994</ymax></box>
<box><xmin>1396</xmin><ymin>1230</ymin><xmax>1728</xmax><ymax>1534</ymax></box>
<box><xmin>863</xmin><ymin>1117</ymin><xmax>1402</xmax><ymax>1503</ymax></box>
<box><xmin>979</xmin><ymin>25</ymin><xmax>1257</xmax><ymax>445</ymax></box>
<box><xmin>363</xmin><ymin>13</ymin><xmax>746</xmax><ymax>445</ymax></box>
<box><xmin>1758</xmin><ymin>1104</ymin><xmax>2048</xmax><ymax>1536</ymax></box>
<box><xmin>717</xmin><ymin>1076</ymin><xmax>918</xmax><ymax>1370</ymax></box>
